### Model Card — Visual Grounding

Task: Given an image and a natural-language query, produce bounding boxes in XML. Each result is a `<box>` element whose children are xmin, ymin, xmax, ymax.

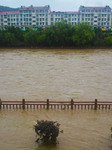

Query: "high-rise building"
<box><xmin>0</xmin><ymin>5</ymin><xmax>111</xmax><ymax>29</ymax></box>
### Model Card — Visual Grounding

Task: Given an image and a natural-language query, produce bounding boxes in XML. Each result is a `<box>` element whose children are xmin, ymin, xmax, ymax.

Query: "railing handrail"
<box><xmin>0</xmin><ymin>99</ymin><xmax>112</xmax><ymax>110</ymax></box>
<box><xmin>1</xmin><ymin>100</ymin><xmax>112</xmax><ymax>104</ymax></box>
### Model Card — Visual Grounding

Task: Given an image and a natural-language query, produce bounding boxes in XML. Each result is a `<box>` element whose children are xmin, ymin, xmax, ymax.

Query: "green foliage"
<box><xmin>72</xmin><ymin>23</ymin><xmax>95</xmax><ymax>46</ymax></box>
<box><xmin>104</xmin><ymin>36</ymin><xmax>112</xmax><ymax>46</ymax></box>
<box><xmin>0</xmin><ymin>26</ymin><xmax>24</xmax><ymax>46</ymax></box>
<box><xmin>24</xmin><ymin>28</ymin><xmax>38</xmax><ymax>46</ymax></box>
<box><xmin>93</xmin><ymin>27</ymin><xmax>104</xmax><ymax>46</ymax></box>
<box><xmin>44</xmin><ymin>25</ymin><xmax>57</xmax><ymax>46</ymax></box>
<box><xmin>44</xmin><ymin>20</ymin><xmax>74</xmax><ymax>46</ymax></box>
<box><xmin>54</xmin><ymin>20</ymin><xmax>74</xmax><ymax>46</ymax></box>
<box><xmin>34</xmin><ymin>120</ymin><xmax>63</xmax><ymax>145</ymax></box>
<box><xmin>104</xmin><ymin>29</ymin><xmax>112</xmax><ymax>37</ymax></box>
<box><xmin>5</xmin><ymin>26</ymin><xmax>24</xmax><ymax>46</ymax></box>
<box><xmin>0</xmin><ymin>22</ymin><xmax>112</xmax><ymax>47</ymax></box>
<box><xmin>36</xmin><ymin>28</ymin><xmax>46</xmax><ymax>46</ymax></box>
<box><xmin>5</xmin><ymin>32</ymin><xmax>16</xmax><ymax>46</ymax></box>
<box><xmin>0</xmin><ymin>29</ymin><xmax>6</xmax><ymax>46</ymax></box>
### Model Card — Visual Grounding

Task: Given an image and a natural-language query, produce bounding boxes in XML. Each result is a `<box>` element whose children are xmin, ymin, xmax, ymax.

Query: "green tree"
<box><xmin>5</xmin><ymin>26</ymin><xmax>24</xmax><ymax>46</ymax></box>
<box><xmin>24</xmin><ymin>28</ymin><xmax>38</xmax><ymax>46</ymax></box>
<box><xmin>72</xmin><ymin>23</ymin><xmax>95</xmax><ymax>46</ymax></box>
<box><xmin>104</xmin><ymin>36</ymin><xmax>112</xmax><ymax>46</ymax></box>
<box><xmin>0</xmin><ymin>29</ymin><xmax>6</xmax><ymax>46</ymax></box>
<box><xmin>36</xmin><ymin>27</ymin><xmax>46</xmax><ymax>46</ymax></box>
<box><xmin>44</xmin><ymin>25</ymin><xmax>58</xmax><ymax>46</ymax></box>
<box><xmin>104</xmin><ymin>29</ymin><xmax>112</xmax><ymax>37</ymax></box>
<box><xmin>5</xmin><ymin>32</ymin><xmax>16</xmax><ymax>46</ymax></box>
<box><xmin>54</xmin><ymin>20</ymin><xmax>74</xmax><ymax>46</ymax></box>
<box><xmin>93</xmin><ymin>27</ymin><xmax>104</xmax><ymax>46</ymax></box>
<box><xmin>45</xmin><ymin>20</ymin><xmax>74</xmax><ymax>46</ymax></box>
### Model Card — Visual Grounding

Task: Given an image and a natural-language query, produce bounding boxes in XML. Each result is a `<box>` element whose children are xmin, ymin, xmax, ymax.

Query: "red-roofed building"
<box><xmin>79</xmin><ymin>5</ymin><xmax>111</xmax><ymax>29</ymax></box>
<box><xmin>0</xmin><ymin>11</ymin><xmax>19</xmax><ymax>14</ymax></box>
<box><xmin>0</xmin><ymin>5</ymin><xmax>111</xmax><ymax>29</ymax></box>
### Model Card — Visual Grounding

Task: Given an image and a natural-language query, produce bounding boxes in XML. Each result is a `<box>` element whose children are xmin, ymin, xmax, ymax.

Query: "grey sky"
<box><xmin>0</xmin><ymin>0</ymin><xmax>112</xmax><ymax>11</ymax></box>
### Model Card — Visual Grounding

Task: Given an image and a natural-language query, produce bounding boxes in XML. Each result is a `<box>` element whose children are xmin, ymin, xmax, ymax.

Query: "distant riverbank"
<box><xmin>0</xmin><ymin>22</ymin><xmax>112</xmax><ymax>48</ymax></box>
<box><xmin>0</xmin><ymin>46</ymin><xmax>112</xmax><ymax>50</ymax></box>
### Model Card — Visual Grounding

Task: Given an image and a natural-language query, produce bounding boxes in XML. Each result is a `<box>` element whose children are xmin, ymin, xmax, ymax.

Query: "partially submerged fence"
<box><xmin>0</xmin><ymin>99</ymin><xmax>112</xmax><ymax>110</ymax></box>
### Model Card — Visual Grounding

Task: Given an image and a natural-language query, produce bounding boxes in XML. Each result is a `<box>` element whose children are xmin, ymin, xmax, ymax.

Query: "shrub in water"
<box><xmin>34</xmin><ymin>120</ymin><xmax>63</xmax><ymax>145</ymax></box>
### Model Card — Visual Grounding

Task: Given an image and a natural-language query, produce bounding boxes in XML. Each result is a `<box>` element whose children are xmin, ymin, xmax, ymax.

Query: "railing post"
<box><xmin>0</xmin><ymin>99</ymin><xmax>2</xmax><ymax>109</ymax></box>
<box><xmin>71</xmin><ymin>99</ymin><xmax>74</xmax><ymax>110</ymax></box>
<box><xmin>22</xmin><ymin>99</ymin><xmax>25</xmax><ymax>109</ymax></box>
<box><xmin>47</xmin><ymin>99</ymin><xmax>49</xmax><ymax>109</ymax></box>
<box><xmin>94</xmin><ymin>99</ymin><xmax>98</xmax><ymax>110</ymax></box>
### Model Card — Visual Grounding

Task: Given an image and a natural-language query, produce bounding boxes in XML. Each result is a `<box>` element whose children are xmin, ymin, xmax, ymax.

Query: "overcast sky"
<box><xmin>0</xmin><ymin>0</ymin><xmax>112</xmax><ymax>11</ymax></box>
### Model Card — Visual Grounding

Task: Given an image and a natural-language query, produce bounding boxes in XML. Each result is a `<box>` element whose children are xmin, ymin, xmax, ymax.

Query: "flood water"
<box><xmin>0</xmin><ymin>109</ymin><xmax>112</xmax><ymax>150</ymax></box>
<box><xmin>0</xmin><ymin>49</ymin><xmax>112</xmax><ymax>150</ymax></box>
<box><xmin>0</xmin><ymin>49</ymin><xmax>112</xmax><ymax>101</ymax></box>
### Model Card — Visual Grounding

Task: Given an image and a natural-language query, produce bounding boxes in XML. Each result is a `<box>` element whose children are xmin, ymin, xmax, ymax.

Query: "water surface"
<box><xmin>0</xmin><ymin>49</ymin><xmax>112</xmax><ymax>150</ymax></box>
<box><xmin>0</xmin><ymin>109</ymin><xmax>112</xmax><ymax>150</ymax></box>
<box><xmin>0</xmin><ymin>48</ymin><xmax>112</xmax><ymax>101</ymax></box>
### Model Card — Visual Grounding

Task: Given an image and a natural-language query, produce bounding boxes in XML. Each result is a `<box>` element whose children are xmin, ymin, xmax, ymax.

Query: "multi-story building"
<box><xmin>50</xmin><ymin>11</ymin><xmax>80</xmax><ymax>26</ymax></box>
<box><xmin>0</xmin><ymin>5</ymin><xmax>112</xmax><ymax>30</ymax></box>
<box><xmin>79</xmin><ymin>6</ymin><xmax>112</xmax><ymax>29</ymax></box>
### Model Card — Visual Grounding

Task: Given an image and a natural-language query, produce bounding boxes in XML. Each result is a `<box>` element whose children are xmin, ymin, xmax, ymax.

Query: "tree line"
<box><xmin>0</xmin><ymin>21</ymin><xmax>112</xmax><ymax>47</ymax></box>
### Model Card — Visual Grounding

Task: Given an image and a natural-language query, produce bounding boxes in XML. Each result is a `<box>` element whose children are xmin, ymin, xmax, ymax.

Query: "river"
<box><xmin>0</xmin><ymin>49</ymin><xmax>112</xmax><ymax>150</ymax></box>
<box><xmin>0</xmin><ymin>49</ymin><xmax>112</xmax><ymax>101</ymax></box>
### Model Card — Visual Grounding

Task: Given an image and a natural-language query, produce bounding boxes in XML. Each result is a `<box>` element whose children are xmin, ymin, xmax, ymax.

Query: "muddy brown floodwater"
<box><xmin>0</xmin><ymin>49</ymin><xmax>112</xmax><ymax>150</ymax></box>
<box><xmin>0</xmin><ymin>109</ymin><xmax>112</xmax><ymax>150</ymax></box>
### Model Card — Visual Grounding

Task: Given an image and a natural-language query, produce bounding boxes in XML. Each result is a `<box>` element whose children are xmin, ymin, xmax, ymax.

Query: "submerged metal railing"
<box><xmin>0</xmin><ymin>99</ymin><xmax>112</xmax><ymax>110</ymax></box>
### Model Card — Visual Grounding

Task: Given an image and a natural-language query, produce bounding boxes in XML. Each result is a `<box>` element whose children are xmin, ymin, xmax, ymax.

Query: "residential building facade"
<box><xmin>0</xmin><ymin>5</ymin><xmax>112</xmax><ymax>29</ymax></box>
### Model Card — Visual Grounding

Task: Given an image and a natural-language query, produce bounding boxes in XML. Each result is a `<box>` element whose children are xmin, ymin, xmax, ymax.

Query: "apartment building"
<box><xmin>50</xmin><ymin>11</ymin><xmax>80</xmax><ymax>25</ymax></box>
<box><xmin>0</xmin><ymin>5</ymin><xmax>111</xmax><ymax>29</ymax></box>
<box><xmin>79</xmin><ymin>6</ymin><xmax>112</xmax><ymax>29</ymax></box>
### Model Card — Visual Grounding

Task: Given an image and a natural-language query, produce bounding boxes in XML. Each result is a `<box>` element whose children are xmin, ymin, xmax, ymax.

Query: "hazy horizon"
<box><xmin>0</xmin><ymin>0</ymin><xmax>112</xmax><ymax>11</ymax></box>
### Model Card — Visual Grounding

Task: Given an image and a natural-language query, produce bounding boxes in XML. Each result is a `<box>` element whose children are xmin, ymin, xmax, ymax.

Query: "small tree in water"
<box><xmin>34</xmin><ymin>120</ymin><xmax>63</xmax><ymax>145</ymax></box>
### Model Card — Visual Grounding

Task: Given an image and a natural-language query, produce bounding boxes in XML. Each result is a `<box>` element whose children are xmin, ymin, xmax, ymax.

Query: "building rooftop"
<box><xmin>0</xmin><ymin>11</ymin><xmax>19</xmax><ymax>14</ymax></box>
<box><xmin>20</xmin><ymin>6</ymin><xmax>49</xmax><ymax>9</ymax></box>
<box><xmin>0</xmin><ymin>5</ymin><xmax>111</xmax><ymax>15</ymax></box>
<box><xmin>50</xmin><ymin>11</ymin><xmax>79</xmax><ymax>14</ymax></box>
<box><xmin>81</xmin><ymin>6</ymin><xmax>111</xmax><ymax>9</ymax></box>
